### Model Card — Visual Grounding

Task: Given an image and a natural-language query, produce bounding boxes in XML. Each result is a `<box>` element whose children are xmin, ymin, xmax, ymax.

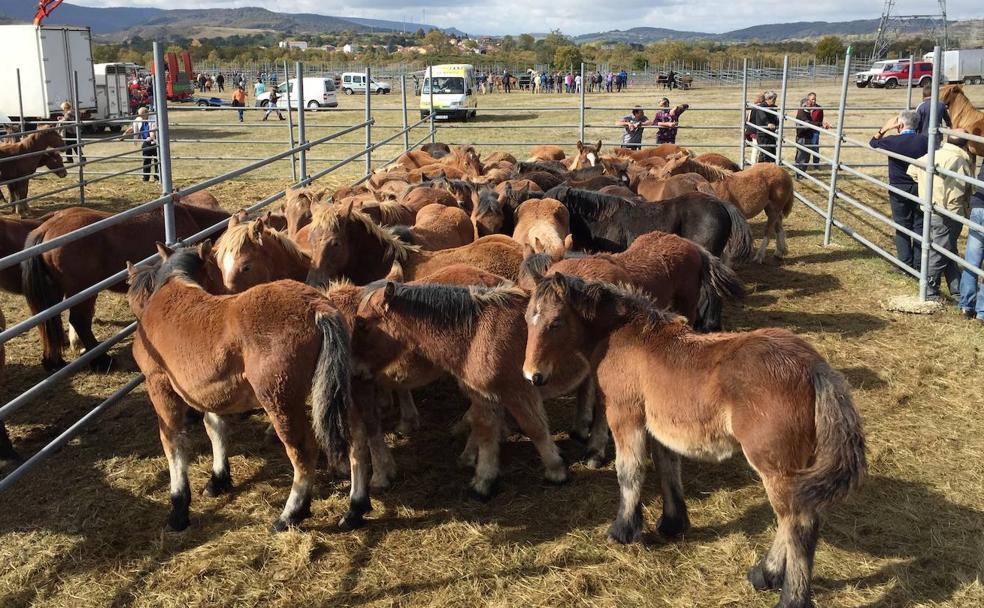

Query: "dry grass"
<box><xmin>2</xmin><ymin>82</ymin><xmax>984</xmax><ymax>607</ymax></box>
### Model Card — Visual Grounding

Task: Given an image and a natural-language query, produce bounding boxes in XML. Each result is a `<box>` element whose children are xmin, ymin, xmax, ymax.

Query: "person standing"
<box><xmin>216</xmin><ymin>73</ymin><xmax>225</xmax><ymax>92</ymax></box>
<box><xmin>908</xmin><ymin>129</ymin><xmax>974</xmax><ymax>300</ymax></box>
<box><xmin>57</xmin><ymin>101</ymin><xmax>84</xmax><ymax>166</ymax></box>
<box><xmin>253</xmin><ymin>78</ymin><xmax>266</xmax><ymax>99</ymax></box>
<box><xmin>915</xmin><ymin>82</ymin><xmax>952</xmax><ymax>140</ymax></box>
<box><xmin>794</xmin><ymin>92</ymin><xmax>831</xmax><ymax>177</ymax></box>
<box><xmin>749</xmin><ymin>91</ymin><xmax>779</xmax><ymax>163</ymax></box>
<box><xmin>231</xmin><ymin>85</ymin><xmax>247</xmax><ymax>123</ymax></box>
<box><xmin>870</xmin><ymin>110</ymin><xmax>929</xmax><ymax>272</ymax></box>
<box><xmin>263</xmin><ymin>87</ymin><xmax>285</xmax><ymax>121</ymax></box>
<box><xmin>959</xmin><ymin>156</ymin><xmax>984</xmax><ymax>323</ymax></box>
<box><xmin>650</xmin><ymin>97</ymin><xmax>688</xmax><ymax>145</ymax></box>
<box><xmin>122</xmin><ymin>106</ymin><xmax>158</xmax><ymax>182</ymax></box>
<box><xmin>617</xmin><ymin>106</ymin><xmax>649</xmax><ymax>150</ymax></box>
<box><xmin>575</xmin><ymin>73</ymin><xmax>582</xmax><ymax>94</ymax></box>
<box><xmin>502</xmin><ymin>70</ymin><xmax>511</xmax><ymax>93</ymax></box>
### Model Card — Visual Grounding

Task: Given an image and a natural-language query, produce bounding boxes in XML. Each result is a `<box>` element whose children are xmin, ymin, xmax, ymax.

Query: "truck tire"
<box><xmin>885</xmin><ymin>79</ymin><xmax>898</xmax><ymax>89</ymax></box>
<box><xmin>307</xmin><ymin>100</ymin><xmax>320</xmax><ymax>109</ymax></box>
<box><xmin>918</xmin><ymin>77</ymin><xmax>931</xmax><ymax>87</ymax></box>
<box><xmin>344</xmin><ymin>88</ymin><xmax>353</xmax><ymax>95</ymax></box>
<box><xmin>260</xmin><ymin>100</ymin><xmax>270</xmax><ymax>108</ymax></box>
<box><xmin>856</xmin><ymin>81</ymin><xmax>868</xmax><ymax>89</ymax></box>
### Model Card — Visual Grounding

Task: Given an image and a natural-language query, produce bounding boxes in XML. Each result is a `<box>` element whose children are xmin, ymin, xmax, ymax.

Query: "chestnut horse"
<box><xmin>939</xmin><ymin>85</ymin><xmax>984</xmax><ymax>157</ymax></box>
<box><xmin>127</xmin><ymin>242</ymin><xmax>365</xmax><ymax>531</ymax></box>
<box><xmin>213</xmin><ymin>215</ymin><xmax>310</xmax><ymax>293</ymax></box>
<box><xmin>566</xmin><ymin>140</ymin><xmax>603</xmax><ymax>170</ymax></box>
<box><xmin>695</xmin><ymin>152</ymin><xmax>741</xmax><ymax>172</ymax></box>
<box><xmin>389</xmin><ymin>203</ymin><xmax>474</xmax><ymax>251</ymax></box>
<box><xmin>512</xmin><ymin>198</ymin><xmax>572</xmax><ymax>259</ymax></box>
<box><xmin>523</xmin><ymin>275</ymin><xmax>866</xmax><ymax>608</ymax></box>
<box><xmin>527</xmin><ymin>145</ymin><xmax>566</xmax><ymax>162</ymax></box>
<box><xmin>282</xmin><ymin>186</ymin><xmax>328</xmax><ymax>237</ymax></box>
<box><xmin>358</xmin><ymin>279</ymin><xmax>585</xmax><ymax>499</ymax></box>
<box><xmin>305</xmin><ymin>203</ymin><xmax>523</xmax><ymax>286</ymax></box>
<box><xmin>22</xmin><ymin>203</ymin><xmax>230</xmax><ymax>371</ymax></box>
<box><xmin>1</xmin><ymin>151</ymin><xmax>68</xmax><ymax>215</ymax></box>
<box><xmin>657</xmin><ymin>154</ymin><xmax>795</xmax><ymax>261</ymax></box>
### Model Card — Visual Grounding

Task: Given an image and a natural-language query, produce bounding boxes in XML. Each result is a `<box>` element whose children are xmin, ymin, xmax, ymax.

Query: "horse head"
<box><xmin>42</xmin><ymin>152</ymin><xmax>68</xmax><ymax>178</ymax></box>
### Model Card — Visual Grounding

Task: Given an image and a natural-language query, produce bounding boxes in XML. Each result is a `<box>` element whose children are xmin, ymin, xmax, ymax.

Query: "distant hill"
<box><xmin>0</xmin><ymin>1</ymin><xmax>443</xmax><ymax>39</ymax></box>
<box><xmin>576</xmin><ymin>26</ymin><xmax>713</xmax><ymax>44</ymax></box>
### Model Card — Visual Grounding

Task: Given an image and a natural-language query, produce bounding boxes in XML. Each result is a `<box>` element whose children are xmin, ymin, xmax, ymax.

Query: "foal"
<box><xmin>127</xmin><ymin>242</ymin><xmax>366</xmax><ymax>531</ymax></box>
<box><xmin>213</xmin><ymin>215</ymin><xmax>311</xmax><ymax>293</ymax></box>
<box><xmin>523</xmin><ymin>275</ymin><xmax>866</xmax><ymax>608</ymax></box>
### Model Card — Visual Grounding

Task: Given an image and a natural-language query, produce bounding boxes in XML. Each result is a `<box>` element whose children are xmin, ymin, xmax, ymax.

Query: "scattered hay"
<box><xmin>884</xmin><ymin>295</ymin><xmax>946</xmax><ymax>315</ymax></box>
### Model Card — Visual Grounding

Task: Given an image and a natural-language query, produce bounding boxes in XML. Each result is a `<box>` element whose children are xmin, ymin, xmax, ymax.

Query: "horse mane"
<box><xmin>128</xmin><ymin>247</ymin><xmax>206</xmax><ymax>301</ymax></box>
<box><xmin>940</xmin><ymin>85</ymin><xmax>984</xmax><ymax>126</ymax></box>
<box><xmin>388</xmin><ymin>224</ymin><xmax>415</xmax><ymax>244</ymax></box>
<box><xmin>670</xmin><ymin>156</ymin><xmax>733</xmax><ymax>181</ymax></box>
<box><xmin>215</xmin><ymin>221</ymin><xmax>308</xmax><ymax>265</ymax></box>
<box><xmin>361</xmin><ymin>281</ymin><xmax>525</xmax><ymax>329</ymax></box>
<box><xmin>544</xmin><ymin>186</ymin><xmax>632</xmax><ymax>221</ymax></box>
<box><xmin>535</xmin><ymin>274</ymin><xmax>685</xmax><ymax>333</ymax></box>
<box><xmin>311</xmin><ymin>204</ymin><xmax>419</xmax><ymax>261</ymax></box>
<box><xmin>476</xmin><ymin>188</ymin><xmax>502</xmax><ymax>215</ymax></box>
<box><xmin>375</xmin><ymin>199</ymin><xmax>413</xmax><ymax>224</ymax></box>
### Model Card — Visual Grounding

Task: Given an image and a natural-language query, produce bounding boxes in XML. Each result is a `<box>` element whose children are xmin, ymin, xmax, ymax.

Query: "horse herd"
<box><xmin>0</xmin><ymin>140</ymin><xmax>866</xmax><ymax>608</ymax></box>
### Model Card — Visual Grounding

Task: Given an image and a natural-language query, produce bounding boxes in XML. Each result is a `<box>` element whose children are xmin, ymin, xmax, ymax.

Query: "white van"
<box><xmin>255</xmin><ymin>77</ymin><xmax>338</xmax><ymax>109</ymax></box>
<box><xmin>93</xmin><ymin>62</ymin><xmax>141</xmax><ymax>132</ymax></box>
<box><xmin>420</xmin><ymin>65</ymin><xmax>477</xmax><ymax>121</ymax></box>
<box><xmin>340</xmin><ymin>73</ymin><xmax>392</xmax><ymax>95</ymax></box>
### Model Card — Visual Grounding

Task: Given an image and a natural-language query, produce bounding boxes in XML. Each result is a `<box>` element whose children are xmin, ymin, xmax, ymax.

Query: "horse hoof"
<box><xmin>166</xmin><ymin>512</ymin><xmax>190</xmax><ymax>532</ymax></box>
<box><xmin>338</xmin><ymin>511</ymin><xmax>367</xmax><ymax>531</ymax></box>
<box><xmin>202</xmin><ymin>472</ymin><xmax>232</xmax><ymax>497</ymax></box>
<box><xmin>271</xmin><ymin>518</ymin><xmax>297</xmax><ymax>533</ymax></box>
<box><xmin>467</xmin><ymin>480</ymin><xmax>498</xmax><ymax>503</ymax></box>
<box><xmin>747</xmin><ymin>562</ymin><xmax>783</xmax><ymax>592</ymax></box>
<box><xmin>584</xmin><ymin>449</ymin><xmax>610</xmax><ymax>469</ymax></box>
<box><xmin>543</xmin><ymin>468</ymin><xmax>569</xmax><ymax>486</ymax></box>
<box><xmin>606</xmin><ymin>521</ymin><xmax>642</xmax><ymax>545</ymax></box>
<box><xmin>657</xmin><ymin>515</ymin><xmax>690</xmax><ymax>538</ymax></box>
<box><xmin>42</xmin><ymin>358</ymin><xmax>67</xmax><ymax>373</ymax></box>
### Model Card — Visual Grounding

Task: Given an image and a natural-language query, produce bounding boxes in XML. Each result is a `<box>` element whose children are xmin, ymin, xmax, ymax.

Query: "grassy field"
<box><xmin>1</xmin><ymin>81</ymin><xmax>983</xmax><ymax>607</ymax></box>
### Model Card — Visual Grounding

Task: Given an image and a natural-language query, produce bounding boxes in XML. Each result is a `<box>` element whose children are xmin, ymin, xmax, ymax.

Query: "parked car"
<box><xmin>255</xmin><ymin>77</ymin><xmax>338</xmax><ymax>109</ymax></box>
<box><xmin>340</xmin><ymin>73</ymin><xmax>391</xmax><ymax>95</ymax></box>
<box><xmin>924</xmin><ymin>49</ymin><xmax>984</xmax><ymax>84</ymax></box>
<box><xmin>870</xmin><ymin>61</ymin><xmax>934</xmax><ymax>89</ymax></box>
<box><xmin>855</xmin><ymin>59</ymin><xmax>911</xmax><ymax>88</ymax></box>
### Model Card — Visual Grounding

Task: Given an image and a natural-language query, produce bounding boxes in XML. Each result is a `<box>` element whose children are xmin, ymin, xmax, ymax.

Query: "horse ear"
<box><xmin>125</xmin><ymin>261</ymin><xmax>138</xmax><ymax>283</ymax></box>
<box><xmin>576</xmin><ymin>141</ymin><xmax>584</xmax><ymax>152</ymax></box>
<box><xmin>550</xmin><ymin>272</ymin><xmax>569</xmax><ymax>296</ymax></box>
<box><xmin>197</xmin><ymin>239</ymin><xmax>213</xmax><ymax>259</ymax></box>
<box><xmin>228</xmin><ymin>213</ymin><xmax>241</xmax><ymax>228</ymax></box>
<box><xmin>522</xmin><ymin>242</ymin><xmax>536</xmax><ymax>259</ymax></box>
<box><xmin>248</xmin><ymin>219</ymin><xmax>264</xmax><ymax>242</ymax></box>
<box><xmin>342</xmin><ymin>200</ymin><xmax>355</xmax><ymax>218</ymax></box>
<box><xmin>155</xmin><ymin>242</ymin><xmax>173</xmax><ymax>260</ymax></box>
<box><xmin>595</xmin><ymin>140</ymin><xmax>602</xmax><ymax>153</ymax></box>
<box><xmin>532</xmin><ymin>235</ymin><xmax>544</xmax><ymax>253</ymax></box>
<box><xmin>383</xmin><ymin>280</ymin><xmax>396</xmax><ymax>302</ymax></box>
<box><xmin>563</xmin><ymin>233</ymin><xmax>574</xmax><ymax>250</ymax></box>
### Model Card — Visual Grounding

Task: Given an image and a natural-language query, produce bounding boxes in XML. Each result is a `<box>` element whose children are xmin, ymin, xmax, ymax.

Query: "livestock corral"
<box><xmin>1</xmin><ymin>55</ymin><xmax>983</xmax><ymax>608</ymax></box>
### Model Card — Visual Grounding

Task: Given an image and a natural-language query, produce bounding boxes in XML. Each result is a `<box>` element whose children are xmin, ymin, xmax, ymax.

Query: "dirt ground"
<box><xmin>1</xmin><ymin>80</ymin><xmax>983</xmax><ymax>607</ymax></box>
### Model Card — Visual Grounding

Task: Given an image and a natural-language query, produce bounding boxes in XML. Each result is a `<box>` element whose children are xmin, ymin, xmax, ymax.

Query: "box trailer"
<box><xmin>0</xmin><ymin>25</ymin><xmax>96</xmax><ymax>122</ymax></box>
<box><xmin>93</xmin><ymin>62</ymin><xmax>142</xmax><ymax>131</ymax></box>
<box><xmin>924</xmin><ymin>49</ymin><xmax>984</xmax><ymax>85</ymax></box>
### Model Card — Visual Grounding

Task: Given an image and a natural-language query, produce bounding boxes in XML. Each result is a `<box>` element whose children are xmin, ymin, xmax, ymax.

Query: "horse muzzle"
<box><xmin>523</xmin><ymin>368</ymin><xmax>547</xmax><ymax>387</ymax></box>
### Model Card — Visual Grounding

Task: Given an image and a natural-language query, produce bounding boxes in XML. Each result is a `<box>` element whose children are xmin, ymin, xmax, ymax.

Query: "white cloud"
<box><xmin>67</xmin><ymin>0</ymin><xmax>984</xmax><ymax>36</ymax></box>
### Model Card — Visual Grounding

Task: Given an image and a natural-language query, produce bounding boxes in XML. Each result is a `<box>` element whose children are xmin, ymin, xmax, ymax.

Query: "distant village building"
<box><xmin>278</xmin><ymin>40</ymin><xmax>309</xmax><ymax>51</ymax></box>
<box><xmin>342</xmin><ymin>43</ymin><xmax>359</xmax><ymax>54</ymax></box>
<box><xmin>322</xmin><ymin>45</ymin><xmax>337</xmax><ymax>52</ymax></box>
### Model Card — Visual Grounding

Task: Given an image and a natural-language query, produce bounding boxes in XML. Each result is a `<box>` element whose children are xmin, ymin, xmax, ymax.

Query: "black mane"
<box><xmin>363</xmin><ymin>280</ymin><xmax>522</xmax><ymax>329</ymax></box>
<box><xmin>544</xmin><ymin>186</ymin><xmax>634</xmax><ymax>221</ymax></box>
<box><xmin>127</xmin><ymin>245</ymin><xmax>206</xmax><ymax>300</ymax></box>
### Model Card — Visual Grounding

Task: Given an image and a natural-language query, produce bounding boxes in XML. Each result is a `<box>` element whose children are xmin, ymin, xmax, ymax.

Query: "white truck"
<box><xmin>93</xmin><ymin>62</ymin><xmax>141</xmax><ymax>132</ymax></box>
<box><xmin>923</xmin><ymin>49</ymin><xmax>984</xmax><ymax>85</ymax></box>
<box><xmin>0</xmin><ymin>25</ymin><xmax>97</xmax><ymax>123</ymax></box>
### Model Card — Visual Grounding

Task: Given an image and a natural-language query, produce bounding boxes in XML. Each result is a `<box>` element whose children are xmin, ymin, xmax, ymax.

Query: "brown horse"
<box><xmin>695</xmin><ymin>152</ymin><xmax>741</xmax><ymax>172</ymax></box>
<box><xmin>1</xmin><ymin>215</ymin><xmax>48</xmax><ymax>293</ymax></box>
<box><xmin>527</xmin><ymin>145</ymin><xmax>566</xmax><ymax>162</ymax></box>
<box><xmin>282</xmin><ymin>186</ymin><xmax>328</xmax><ymax>237</ymax></box>
<box><xmin>637</xmin><ymin>172</ymin><xmax>713</xmax><ymax>201</ymax></box>
<box><xmin>523</xmin><ymin>275</ymin><xmax>866</xmax><ymax>608</ymax></box>
<box><xmin>358</xmin><ymin>279</ymin><xmax>585</xmax><ymax>498</ymax></box>
<box><xmin>657</xmin><ymin>155</ymin><xmax>796</xmax><ymax>261</ymax></box>
<box><xmin>512</xmin><ymin>198</ymin><xmax>572</xmax><ymax>259</ymax></box>
<box><xmin>567</xmin><ymin>140</ymin><xmax>603</xmax><ymax>170</ymax></box>
<box><xmin>127</xmin><ymin>242</ymin><xmax>366</xmax><ymax>532</ymax></box>
<box><xmin>939</xmin><ymin>84</ymin><xmax>984</xmax><ymax>157</ymax></box>
<box><xmin>22</xmin><ymin>203</ymin><xmax>230</xmax><ymax>371</ymax></box>
<box><xmin>1</xmin><ymin>150</ymin><xmax>69</xmax><ymax>216</ymax></box>
<box><xmin>214</xmin><ymin>215</ymin><xmax>310</xmax><ymax>293</ymax></box>
<box><xmin>389</xmin><ymin>203</ymin><xmax>474</xmax><ymax>251</ymax></box>
<box><xmin>306</xmin><ymin>203</ymin><xmax>523</xmax><ymax>286</ymax></box>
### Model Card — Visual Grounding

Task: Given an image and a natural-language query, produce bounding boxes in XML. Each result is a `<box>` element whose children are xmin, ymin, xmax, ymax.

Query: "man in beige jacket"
<box><xmin>908</xmin><ymin>129</ymin><xmax>975</xmax><ymax>299</ymax></box>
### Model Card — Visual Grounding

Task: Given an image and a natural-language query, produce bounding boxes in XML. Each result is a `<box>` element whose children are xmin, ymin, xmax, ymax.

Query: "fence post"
<box><xmin>739</xmin><ymin>58</ymin><xmax>748</xmax><ymax>168</ymax></box>
<box><xmin>401</xmin><ymin>73</ymin><xmax>410</xmax><ymax>151</ymax></box>
<box><xmin>823</xmin><ymin>47</ymin><xmax>853</xmax><ymax>246</ymax></box>
<box><xmin>295</xmin><ymin>62</ymin><xmax>307</xmax><ymax>180</ymax></box>
<box><xmin>579</xmin><ymin>62</ymin><xmax>586</xmax><ymax>143</ymax></box>
<box><xmin>15</xmin><ymin>69</ymin><xmax>25</xmax><ymax>135</ymax></box>
<box><xmin>284</xmin><ymin>60</ymin><xmax>297</xmax><ymax>183</ymax></box>
<box><xmin>918</xmin><ymin>46</ymin><xmax>942</xmax><ymax>301</ymax></box>
<box><xmin>365</xmin><ymin>65</ymin><xmax>372</xmax><ymax>178</ymax></box>
<box><xmin>774</xmin><ymin>55</ymin><xmax>789</xmax><ymax>166</ymax></box>
<box><xmin>70</xmin><ymin>70</ymin><xmax>85</xmax><ymax>206</ymax></box>
<box><xmin>428</xmin><ymin>66</ymin><xmax>436</xmax><ymax>143</ymax></box>
<box><xmin>151</xmin><ymin>42</ymin><xmax>176</xmax><ymax>244</ymax></box>
<box><xmin>905</xmin><ymin>53</ymin><xmax>915</xmax><ymax>110</ymax></box>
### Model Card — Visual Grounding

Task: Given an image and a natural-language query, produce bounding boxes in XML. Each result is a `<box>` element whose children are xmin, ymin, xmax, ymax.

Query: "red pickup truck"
<box><xmin>869</xmin><ymin>61</ymin><xmax>934</xmax><ymax>89</ymax></box>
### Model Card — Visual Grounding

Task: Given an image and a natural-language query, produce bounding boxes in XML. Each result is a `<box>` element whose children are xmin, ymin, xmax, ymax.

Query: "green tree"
<box><xmin>415</xmin><ymin>28</ymin><xmax>426</xmax><ymax>39</ymax></box>
<box><xmin>815</xmin><ymin>36</ymin><xmax>845</xmax><ymax>62</ymax></box>
<box><xmin>501</xmin><ymin>35</ymin><xmax>516</xmax><ymax>52</ymax></box>
<box><xmin>424</xmin><ymin>29</ymin><xmax>449</xmax><ymax>50</ymax></box>
<box><xmin>518</xmin><ymin>33</ymin><xmax>535</xmax><ymax>51</ymax></box>
<box><xmin>631</xmin><ymin>54</ymin><xmax>648</xmax><ymax>71</ymax></box>
<box><xmin>554</xmin><ymin>45</ymin><xmax>583</xmax><ymax>70</ymax></box>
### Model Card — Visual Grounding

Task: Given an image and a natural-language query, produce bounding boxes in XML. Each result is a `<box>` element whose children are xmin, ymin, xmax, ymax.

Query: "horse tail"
<box><xmin>722</xmin><ymin>202</ymin><xmax>754</xmax><ymax>265</ymax></box>
<box><xmin>794</xmin><ymin>362</ymin><xmax>867</xmax><ymax>512</ymax></box>
<box><xmin>695</xmin><ymin>247</ymin><xmax>745</xmax><ymax>332</ymax></box>
<box><xmin>21</xmin><ymin>230</ymin><xmax>66</xmax><ymax>363</ymax></box>
<box><xmin>311</xmin><ymin>311</ymin><xmax>352</xmax><ymax>461</ymax></box>
<box><xmin>779</xmin><ymin>171</ymin><xmax>795</xmax><ymax>218</ymax></box>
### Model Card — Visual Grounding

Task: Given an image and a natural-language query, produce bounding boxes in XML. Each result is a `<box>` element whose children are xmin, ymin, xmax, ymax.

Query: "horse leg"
<box><xmin>505</xmin><ymin>390</ymin><xmax>568</xmax><ymax>485</ymax></box>
<box><xmin>651</xmin><ymin>442</ymin><xmax>690</xmax><ymax>536</ymax></box>
<box><xmin>363</xmin><ymin>382</ymin><xmax>397</xmax><ymax>491</ymax></box>
<box><xmin>339</xmin><ymin>380</ymin><xmax>373</xmax><ymax>530</ymax></box>
<box><xmin>582</xmin><ymin>378</ymin><xmax>612</xmax><ymax>469</ymax></box>
<box><xmin>202</xmin><ymin>413</ymin><xmax>232</xmax><ymax>497</ymax></box>
<box><xmin>396</xmin><ymin>389</ymin><xmax>420</xmax><ymax>435</ymax></box>
<box><xmin>570</xmin><ymin>377</ymin><xmax>595</xmax><ymax>444</ymax></box>
<box><xmin>606</xmin><ymin>398</ymin><xmax>647</xmax><ymax>544</ymax></box>
<box><xmin>755</xmin><ymin>209</ymin><xmax>778</xmax><ymax>263</ymax></box>
<box><xmin>265</xmin><ymin>401</ymin><xmax>318</xmax><ymax>531</ymax></box>
<box><xmin>0</xmin><ymin>422</ymin><xmax>21</xmax><ymax>468</ymax></box>
<box><xmin>775</xmin><ymin>215</ymin><xmax>789</xmax><ymax>258</ymax></box>
<box><xmin>148</xmin><ymin>378</ymin><xmax>192</xmax><ymax>531</ymax></box>
<box><xmin>462</xmin><ymin>394</ymin><xmax>501</xmax><ymax>501</ymax></box>
<box><xmin>68</xmin><ymin>296</ymin><xmax>114</xmax><ymax>373</ymax></box>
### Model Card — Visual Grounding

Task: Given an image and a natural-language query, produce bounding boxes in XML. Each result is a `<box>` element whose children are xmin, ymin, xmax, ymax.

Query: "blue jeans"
<box><xmin>959</xmin><ymin>206</ymin><xmax>984</xmax><ymax>319</ymax></box>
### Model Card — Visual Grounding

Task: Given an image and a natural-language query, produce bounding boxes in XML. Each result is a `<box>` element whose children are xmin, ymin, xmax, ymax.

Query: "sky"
<box><xmin>68</xmin><ymin>1</ymin><xmax>984</xmax><ymax>36</ymax></box>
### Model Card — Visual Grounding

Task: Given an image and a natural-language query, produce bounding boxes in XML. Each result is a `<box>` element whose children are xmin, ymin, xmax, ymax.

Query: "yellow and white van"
<box><xmin>420</xmin><ymin>64</ymin><xmax>477</xmax><ymax>121</ymax></box>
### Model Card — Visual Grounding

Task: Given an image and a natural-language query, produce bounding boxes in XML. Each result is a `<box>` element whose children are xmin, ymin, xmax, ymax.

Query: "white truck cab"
<box><xmin>420</xmin><ymin>64</ymin><xmax>477</xmax><ymax>121</ymax></box>
<box><xmin>340</xmin><ymin>73</ymin><xmax>392</xmax><ymax>95</ymax></box>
